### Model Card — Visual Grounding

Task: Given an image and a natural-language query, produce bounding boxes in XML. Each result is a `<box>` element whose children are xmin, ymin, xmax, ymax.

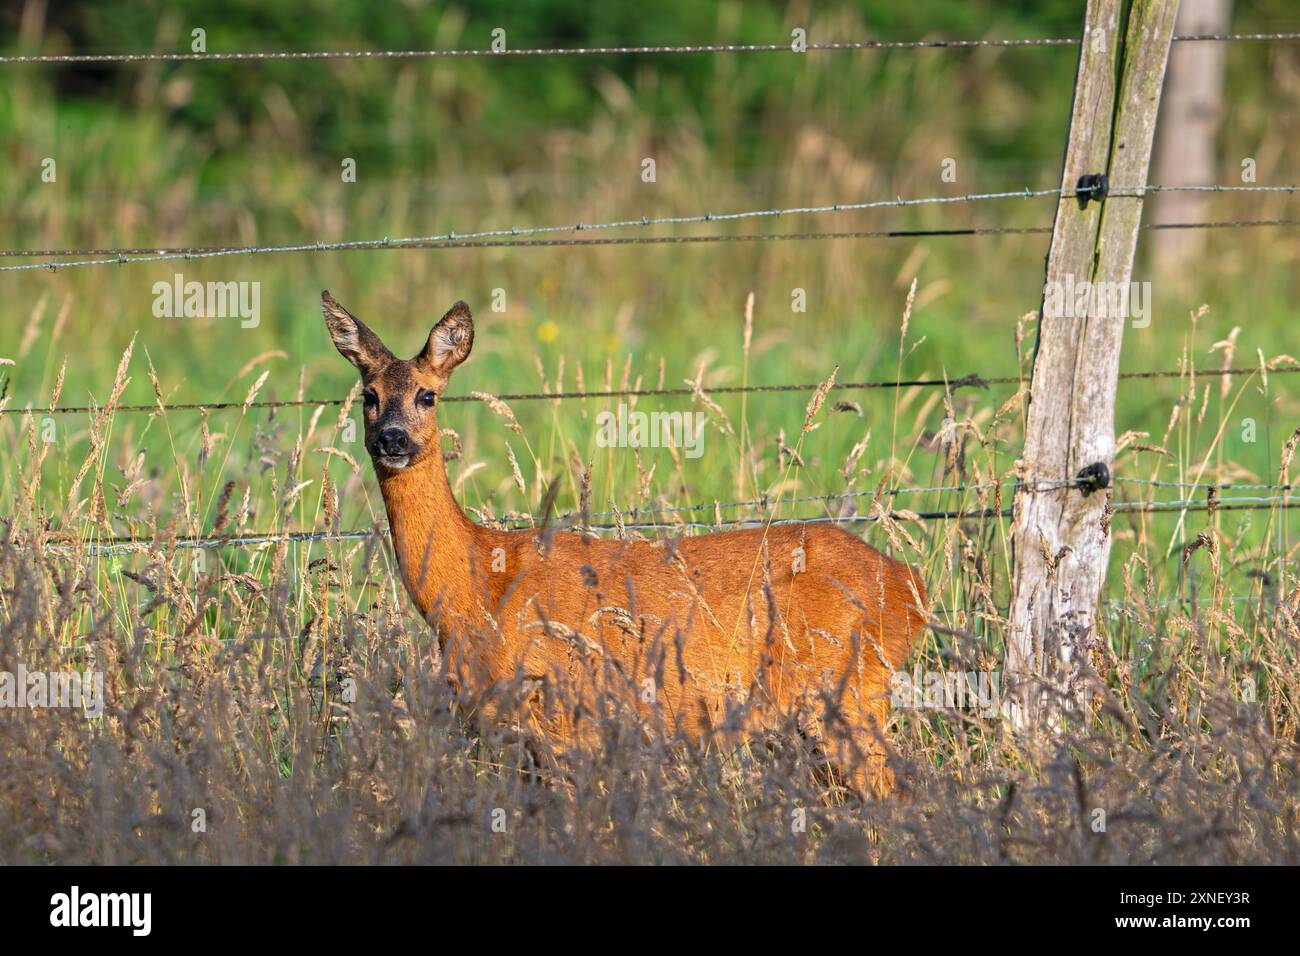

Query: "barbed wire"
<box><xmin>1</xmin><ymin>216</ymin><xmax>1294</xmax><ymax>281</ymax></box>
<box><xmin>490</xmin><ymin>477</ymin><xmax>1295</xmax><ymax>526</ymax></box>
<box><xmin>6</xmin><ymin>218</ymin><xmax>1300</xmax><ymax>268</ymax></box>
<box><xmin>0</xmin><ymin>228</ymin><xmax>1053</xmax><ymax>270</ymax></box>
<box><xmin>32</xmin><ymin>493</ymin><xmax>1299</xmax><ymax>556</ymax></box>
<box><xmin>10</xmin><ymin>475</ymin><xmax>1297</xmax><ymax>555</ymax></box>
<box><xmin>2</xmin><ymin>32</ymin><xmax>1298</xmax><ymax>64</ymax></box>
<box><xmin>1113</xmin><ymin>477</ymin><xmax>1294</xmax><ymax>492</ymax></box>
<box><xmin>1</xmin><ymin>183</ymin><xmax>1295</xmax><ymax>273</ymax></box>
<box><xmin>27</xmin><ymin>474</ymin><xmax>1300</xmax><ymax>553</ymax></box>
<box><xmin>951</xmin><ymin>592</ymin><xmax>1283</xmax><ymax>618</ymax></box>
<box><xmin>5</xmin><ymin>363</ymin><xmax>1297</xmax><ymax>418</ymax></box>
<box><xmin>590</xmin><ymin>477</ymin><xmax>1299</xmax><ymax>521</ymax></box>
<box><xmin>0</xmin><ymin>185</ymin><xmax>1083</xmax><ymax>260</ymax></box>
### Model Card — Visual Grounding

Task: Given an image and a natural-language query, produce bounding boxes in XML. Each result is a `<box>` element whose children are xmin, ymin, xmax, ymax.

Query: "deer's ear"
<box><xmin>417</xmin><ymin>301</ymin><xmax>474</xmax><ymax>377</ymax></box>
<box><xmin>322</xmin><ymin>291</ymin><xmax>392</xmax><ymax>374</ymax></box>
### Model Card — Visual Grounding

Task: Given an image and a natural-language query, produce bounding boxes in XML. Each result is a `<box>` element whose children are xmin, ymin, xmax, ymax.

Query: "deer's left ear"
<box><xmin>417</xmin><ymin>301</ymin><xmax>474</xmax><ymax>377</ymax></box>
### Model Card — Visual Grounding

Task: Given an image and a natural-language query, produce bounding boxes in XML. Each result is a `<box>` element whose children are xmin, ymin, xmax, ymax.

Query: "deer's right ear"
<box><xmin>321</xmin><ymin>291</ymin><xmax>393</xmax><ymax>374</ymax></box>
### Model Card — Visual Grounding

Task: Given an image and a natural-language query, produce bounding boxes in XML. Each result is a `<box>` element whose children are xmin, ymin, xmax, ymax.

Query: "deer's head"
<box><xmin>322</xmin><ymin>290</ymin><xmax>474</xmax><ymax>473</ymax></box>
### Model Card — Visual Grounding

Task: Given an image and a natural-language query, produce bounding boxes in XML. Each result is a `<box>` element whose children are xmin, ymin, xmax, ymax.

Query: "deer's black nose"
<box><xmin>376</xmin><ymin>428</ymin><xmax>411</xmax><ymax>456</ymax></box>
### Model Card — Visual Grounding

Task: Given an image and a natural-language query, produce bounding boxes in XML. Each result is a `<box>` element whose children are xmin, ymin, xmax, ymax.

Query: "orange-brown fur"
<box><xmin>323</xmin><ymin>291</ymin><xmax>927</xmax><ymax>795</ymax></box>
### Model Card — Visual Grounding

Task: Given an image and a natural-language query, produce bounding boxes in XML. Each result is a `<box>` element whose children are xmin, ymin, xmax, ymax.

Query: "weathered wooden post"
<box><xmin>1007</xmin><ymin>0</ymin><xmax>1180</xmax><ymax>731</ymax></box>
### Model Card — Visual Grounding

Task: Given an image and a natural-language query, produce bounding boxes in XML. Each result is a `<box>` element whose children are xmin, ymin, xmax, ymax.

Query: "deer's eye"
<box><xmin>417</xmin><ymin>390</ymin><xmax>437</xmax><ymax>409</ymax></box>
<box><xmin>363</xmin><ymin>390</ymin><xmax>379</xmax><ymax>410</ymax></box>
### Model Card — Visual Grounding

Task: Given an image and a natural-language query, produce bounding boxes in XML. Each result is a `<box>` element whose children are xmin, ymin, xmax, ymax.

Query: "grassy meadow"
<box><xmin>2</xmin><ymin>0</ymin><xmax>1300</xmax><ymax>863</ymax></box>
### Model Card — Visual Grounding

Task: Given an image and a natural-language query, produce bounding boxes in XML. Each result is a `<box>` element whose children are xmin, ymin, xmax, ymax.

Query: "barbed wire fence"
<box><xmin>1</xmin><ymin>25</ymin><xmax>1297</xmax><ymax>618</ymax></box>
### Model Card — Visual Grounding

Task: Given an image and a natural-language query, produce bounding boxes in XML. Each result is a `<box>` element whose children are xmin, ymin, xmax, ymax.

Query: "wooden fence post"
<box><xmin>1007</xmin><ymin>0</ymin><xmax>1180</xmax><ymax>731</ymax></box>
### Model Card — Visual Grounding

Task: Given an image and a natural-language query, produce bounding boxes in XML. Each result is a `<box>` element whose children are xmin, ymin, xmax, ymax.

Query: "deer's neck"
<box><xmin>378</xmin><ymin>453</ymin><xmax>482</xmax><ymax>630</ymax></box>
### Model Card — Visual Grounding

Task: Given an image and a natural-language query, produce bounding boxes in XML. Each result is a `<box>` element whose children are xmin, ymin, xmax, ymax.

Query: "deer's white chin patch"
<box><xmin>377</xmin><ymin>455</ymin><xmax>411</xmax><ymax>470</ymax></box>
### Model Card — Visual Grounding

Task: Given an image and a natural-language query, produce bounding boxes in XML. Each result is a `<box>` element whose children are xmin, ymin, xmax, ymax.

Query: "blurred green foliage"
<box><xmin>26</xmin><ymin>0</ymin><xmax>1087</xmax><ymax>171</ymax></box>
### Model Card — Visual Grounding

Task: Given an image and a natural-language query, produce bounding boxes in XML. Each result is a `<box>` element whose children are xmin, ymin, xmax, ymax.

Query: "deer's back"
<box><xmin>469</xmin><ymin>522</ymin><xmax>925</xmax><ymax>736</ymax></box>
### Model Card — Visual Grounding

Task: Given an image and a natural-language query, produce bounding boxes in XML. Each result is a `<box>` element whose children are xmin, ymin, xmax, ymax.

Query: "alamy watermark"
<box><xmin>152</xmin><ymin>273</ymin><xmax>260</xmax><ymax>328</ymax></box>
<box><xmin>595</xmin><ymin>403</ymin><xmax>706</xmax><ymax>459</ymax></box>
<box><xmin>1043</xmin><ymin>274</ymin><xmax>1151</xmax><ymax>328</ymax></box>
<box><xmin>0</xmin><ymin>665</ymin><xmax>103</xmax><ymax>718</ymax></box>
<box><xmin>50</xmin><ymin>886</ymin><xmax>150</xmax><ymax>936</ymax></box>
<box><xmin>891</xmin><ymin>668</ymin><xmax>1001</xmax><ymax>718</ymax></box>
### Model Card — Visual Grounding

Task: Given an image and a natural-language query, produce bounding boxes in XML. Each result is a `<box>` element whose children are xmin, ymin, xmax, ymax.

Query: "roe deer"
<box><xmin>322</xmin><ymin>290</ymin><xmax>927</xmax><ymax>795</ymax></box>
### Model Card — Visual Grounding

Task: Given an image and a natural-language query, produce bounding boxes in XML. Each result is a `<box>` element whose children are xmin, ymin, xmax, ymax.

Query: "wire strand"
<box><xmin>6</xmin><ymin>364</ymin><xmax>1297</xmax><ymax>417</ymax></box>
<box><xmin>1</xmin><ymin>182</ymin><xmax>1295</xmax><ymax>272</ymax></box>
<box><xmin>2</xmin><ymin>33</ymin><xmax>1298</xmax><ymax>64</ymax></box>
<box><xmin>33</xmin><ymin>494</ymin><xmax>1300</xmax><ymax>556</ymax></box>
<box><xmin>1</xmin><ymin>219</ymin><xmax>1294</xmax><ymax>272</ymax></box>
